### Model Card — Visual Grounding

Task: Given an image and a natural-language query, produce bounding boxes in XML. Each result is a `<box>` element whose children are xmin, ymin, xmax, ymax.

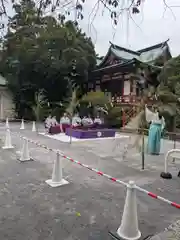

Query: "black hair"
<box><xmin>157</xmin><ymin>110</ymin><xmax>162</xmax><ymax>119</ymax></box>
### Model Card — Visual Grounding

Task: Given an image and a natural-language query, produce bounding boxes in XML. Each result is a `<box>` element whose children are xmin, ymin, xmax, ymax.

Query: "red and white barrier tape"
<box><xmin>135</xmin><ymin>186</ymin><xmax>180</xmax><ymax>209</ymax></box>
<box><xmin>14</xmin><ymin>132</ymin><xmax>128</xmax><ymax>187</ymax></box>
<box><xmin>12</xmin><ymin>132</ymin><xmax>180</xmax><ymax>210</ymax></box>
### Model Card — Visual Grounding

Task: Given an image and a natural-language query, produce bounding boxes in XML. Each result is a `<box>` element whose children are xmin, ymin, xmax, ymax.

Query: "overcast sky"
<box><xmin>77</xmin><ymin>0</ymin><xmax>180</xmax><ymax>57</ymax></box>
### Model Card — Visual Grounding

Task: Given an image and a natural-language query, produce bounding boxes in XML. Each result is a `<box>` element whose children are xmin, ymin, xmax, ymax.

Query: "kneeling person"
<box><xmin>72</xmin><ymin>113</ymin><xmax>82</xmax><ymax>128</ymax></box>
<box><xmin>44</xmin><ymin>114</ymin><xmax>52</xmax><ymax>133</ymax></box>
<box><xmin>60</xmin><ymin>113</ymin><xmax>70</xmax><ymax>132</ymax></box>
<box><xmin>82</xmin><ymin>115</ymin><xmax>93</xmax><ymax>128</ymax></box>
<box><xmin>94</xmin><ymin>114</ymin><xmax>103</xmax><ymax>127</ymax></box>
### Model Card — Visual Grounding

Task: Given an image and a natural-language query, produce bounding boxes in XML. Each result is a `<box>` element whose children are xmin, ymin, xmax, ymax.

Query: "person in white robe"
<box><xmin>72</xmin><ymin>113</ymin><xmax>81</xmax><ymax>127</ymax></box>
<box><xmin>82</xmin><ymin>115</ymin><xmax>93</xmax><ymax>126</ymax></box>
<box><xmin>51</xmin><ymin>116</ymin><xmax>58</xmax><ymax>126</ymax></box>
<box><xmin>145</xmin><ymin>105</ymin><xmax>165</xmax><ymax>155</ymax></box>
<box><xmin>44</xmin><ymin>115</ymin><xmax>52</xmax><ymax>133</ymax></box>
<box><xmin>94</xmin><ymin>115</ymin><xmax>102</xmax><ymax>125</ymax></box>
<box><xmin>60</xmin><ymin>113</ymin><xmax>70</xmax><ymax>132</ymax></box>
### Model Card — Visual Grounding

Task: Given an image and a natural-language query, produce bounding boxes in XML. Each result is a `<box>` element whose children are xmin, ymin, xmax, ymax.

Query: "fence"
<box><xmin>119</xmin><ymin>127</ymin><xmax>180</xmax><ymax>171</ymax></box>
<box><xmin>2</xmin><ymin>119</ymin><xmax>180</xmax><ymax>176</ymax></box>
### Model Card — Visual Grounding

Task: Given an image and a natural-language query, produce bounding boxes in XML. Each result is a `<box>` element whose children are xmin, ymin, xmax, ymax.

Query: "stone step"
<box><xmin>124</xmin><ymin>111</ymin><xmax>143</xmax><ymax>129</ymax></box>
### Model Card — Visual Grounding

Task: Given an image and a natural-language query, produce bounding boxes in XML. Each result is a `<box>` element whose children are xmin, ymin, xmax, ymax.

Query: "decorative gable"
<box><xmin>96</xmin><ymin>40</ymin><xmax>171</xmax><ymax>69</ymax></box>
<box><xmin>104</xmin><ymin>54</ymin><xmax>123</xmax><ymax>66</ymax></box>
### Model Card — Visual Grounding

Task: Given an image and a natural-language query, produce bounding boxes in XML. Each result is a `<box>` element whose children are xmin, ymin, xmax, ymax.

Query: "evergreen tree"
<box><xmin>0</xmin><ymin>0</ymin><xmax>96</xmax><ymax>118</ymax></box>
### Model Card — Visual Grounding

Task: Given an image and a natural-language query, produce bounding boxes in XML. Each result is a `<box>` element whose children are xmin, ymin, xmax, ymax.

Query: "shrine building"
<box><xmin>89</xmin><ymin>40</ymin><xmax>171</xmax><ymax>104</ymax></box>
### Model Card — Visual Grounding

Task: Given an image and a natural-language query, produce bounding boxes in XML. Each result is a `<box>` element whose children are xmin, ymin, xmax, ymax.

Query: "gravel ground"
<box><xmin>0</xmin><ymin>122</ymin><xmax>179</xmax><ymax>240</ymax></box>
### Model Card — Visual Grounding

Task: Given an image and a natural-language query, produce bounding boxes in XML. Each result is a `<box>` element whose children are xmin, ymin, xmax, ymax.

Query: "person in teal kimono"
<box><xmin>145</xmin><ymin>105</ymin><xmax>165</xmax><ymax>155</ymax></box>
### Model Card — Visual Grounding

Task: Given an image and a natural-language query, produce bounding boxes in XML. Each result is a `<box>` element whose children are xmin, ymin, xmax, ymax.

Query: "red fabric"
<box><xmin>49</xmin><ymin>125</ymin><xmax>61</xmax><ymax>134</ymax></box>
<box><xmin>61</xmin><ymin>124</ymin><xmax>71</xmax><ymax>132</ymax></box>
<box><xmin>49</xmin><ymin>124</ymin><xmax>71</xmax><ymax>134</ymax></box>
<box><xmin>49</xmin><ymin>123</ymin><xmax>105</xmax><ymax>134</ymax></box>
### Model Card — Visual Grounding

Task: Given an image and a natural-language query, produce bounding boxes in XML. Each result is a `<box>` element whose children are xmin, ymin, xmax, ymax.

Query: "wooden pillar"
<box><xmin>130</xmin><ymin>78</ymin><xmax>133</xmax><ymax>93</ymax></box>
<box><xmin>131</xmin><ymin>79</ymin><xmax>136</xmax><ymax>102</ymax></box>
<box><xmin>122</xmin><ymin>75</ymin><xmax>125</xmax><ymax>103</ymax></box>
<box><xmin>123</xmin><ymin>74</ymin><xmax>132</xmax><ymax>102</ymax></box>
<box><xmin>129</xmin><ymin>79</ymin><xmax>132</xmax><ymax>102</ymax></box>
<box><xmin>122</xmin><ymin>108</ymin><xmax>126</xmax><ymax>128</ymax></box>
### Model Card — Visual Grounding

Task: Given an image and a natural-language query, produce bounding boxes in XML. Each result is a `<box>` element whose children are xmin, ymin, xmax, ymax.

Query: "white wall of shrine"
<box><xmin>0</xmin><ymin>86</ymin><xmax>15</xmax><ymax>120</ymax></box>
<box><xmin>123</xmin><ymin>80</ymin><xmax>130</xmax><ymax>95</ymax></box>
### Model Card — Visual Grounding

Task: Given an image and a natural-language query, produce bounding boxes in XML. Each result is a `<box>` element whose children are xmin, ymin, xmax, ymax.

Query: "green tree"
<box><xmin>133</xmin><ymin>56</ymin><xmax>180</xmax><ymax>132</ymax></box>
<box><xmin>0</xmin><ymin>0</ymin><xmax>96</xmax><ymax>119</ymax></box>
<box><xmin>157</xmin><ymin>56</ymin><xmax>180</xmax><ymax>129</ymax></box>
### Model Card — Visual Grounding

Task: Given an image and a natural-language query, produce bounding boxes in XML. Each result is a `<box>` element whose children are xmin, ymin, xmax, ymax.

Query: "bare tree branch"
<box><xmin>0</xmin><ymin>0</ymin><xmax>180</xmax><ymax>33</ymax></box>
<box><xmin>0</xmin><ymin>0</ymin><xmax>7</xmax><ymax>16</ymax></box>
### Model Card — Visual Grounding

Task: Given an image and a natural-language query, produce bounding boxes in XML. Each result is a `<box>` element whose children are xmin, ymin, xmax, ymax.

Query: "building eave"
<box><xmin>93</xmin><ymin>59</ymin><xmax>163</xmax><ymax>76</ymax></box>
<box><xmin>96</xmin><ymin>47</ymin><xmax>112</xmax><ymax>67</ymax></box>
<box><xmin>109</xmin><ymin>41</ymin><xmax>140</xmax><ymax>56</ymax></box>
<box><xmin>137</xmin><ymin>39</ymin><xmax>170</xmax><ymax>53</ymax></box>
<box><xmin>96</xmin><ymin>39</ymin><xmax>172</xmax><ymax>68</ymax></box>
<box><xmin>93</xmin><ymin>59</ymin><xmax>137</xmax><ymax>74</ymax></box>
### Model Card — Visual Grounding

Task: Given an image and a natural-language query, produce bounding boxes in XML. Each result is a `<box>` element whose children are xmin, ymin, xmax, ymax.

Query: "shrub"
<box><xmin>106</xmin><ymin>106</ymin><xmax>122</xmax><ymax>128</ymax></box>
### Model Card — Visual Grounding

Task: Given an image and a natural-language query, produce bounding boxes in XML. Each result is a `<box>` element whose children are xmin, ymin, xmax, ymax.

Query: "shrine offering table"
<box><xmin>65</xmin><ymin>128</ymin><xmax>116</xmax><ymax>139</ymax></box>
<box><xmin>49</xmin><ymin>124</ymin><xmax>70</xmax><ymax>134</ymax></box>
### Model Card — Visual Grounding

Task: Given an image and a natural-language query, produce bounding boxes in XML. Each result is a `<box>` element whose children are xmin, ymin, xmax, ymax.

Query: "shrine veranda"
<box><xmin>0</xmin><ymin>122</ymin><xmax>180</xmax><ymax>240</ymax></box>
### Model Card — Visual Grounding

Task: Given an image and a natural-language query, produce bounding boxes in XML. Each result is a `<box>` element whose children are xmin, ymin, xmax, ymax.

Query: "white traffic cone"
<box><xmin>32</xmin><ymin>121</ymin><xmax>36</xmax><ymax>132</ymax></box>
<box><xmin>2</xmin><ymin>128</ymin><xmax>14</xmax><ymax>149</ymax></box>
<box><xmin>46</xmin><ymin>152</ymin><xmax>69</xmax><ymax>187</ymax></box>
<box><xmin>117</xmin><ymin>181</ymin><xmax>141</xmax><ymax>240</ymax></box>
<box><xmin>19</xmin><ymin>138</ymin><xmax>31</xmax><ymax>162</ymax></box>
<box><xmin>5</xmin><ymin>118</ymin><xmax>9</xmax><ymax>129</ymax></box>
<box><xmin>20</xmin><ymin>119</ymin><xmax>25</xmax><ymax>130</ymax></box>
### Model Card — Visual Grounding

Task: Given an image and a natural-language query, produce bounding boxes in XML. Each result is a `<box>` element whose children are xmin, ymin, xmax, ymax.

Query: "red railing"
<box><xmin>111</xmin><ymin>95</ymin><xmax>155</xmax><ymax>104</ymax></box>
<box><xmin>122</xmin><ymin>106</ymin><xmax>137</xmax><ymax>128</ymax></box>
<box><xmin>111</xmin><ymin>95</ymin><xmax>137</xmax><ymax>103</ymax></box>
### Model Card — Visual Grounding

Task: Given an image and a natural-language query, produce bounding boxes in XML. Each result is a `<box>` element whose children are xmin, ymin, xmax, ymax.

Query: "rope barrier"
<box><xmin>1</xmin><ymin>118</ymin><xmax>32</xmax><ymax>123</ymax></box>
<box><xmin>12</xmin><ymin>132</ymin><xmax>128</xmax><ymax>187</ymax></box>
<box><xmin>10</xmin><ymin>131</ymin><xmax>180</xmax><ymax>210</ymax></box>
<box><xmin>135</xmin><ymin>186</ymin><xmax>180</xmax><ymax>209</ymax></box>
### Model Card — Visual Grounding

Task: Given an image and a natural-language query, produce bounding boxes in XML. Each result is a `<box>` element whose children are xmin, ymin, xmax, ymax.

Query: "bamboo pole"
<box><xmin>141</xmin><ymin>129</ymin><xmax>145</xmax><ymax>170</ymax></box>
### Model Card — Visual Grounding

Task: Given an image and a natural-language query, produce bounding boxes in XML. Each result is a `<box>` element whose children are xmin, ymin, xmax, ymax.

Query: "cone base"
<box><xmin>109</xmin><ymin>231</ymin><xmax>123</xmax><ymax>239</ymax></box>
<box><xmin>45</xmin><ymin>178</ymin><xmax>69</xmax><ymax>187</ymax></box>
<box><xmin>2</xmin><ymin>146</ymin><xmax>14</xmax><ymax>149</ymax></box>
<box><xmin>20</xmin><ymin>128</ymin><xmax>25</xmax><ymax>130</ymax></box>
<box><xmin>18</xmin><ymin>157</ymin><xmax>33</xmax><ymax>162</ymax></box>
<box><xmin>109</xmin><ymin>231</ymin><xmax>135</xmax><ymax>240</ymax></box>
<box><xmin>160</xmin><ymin>172</ymin><xmax>172</xmax><ymax>179</ymax></box>
<box><xmin>117</xmin><ymin>228</ymin><xmax>141</xmax><ymax>240</ymax></box>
